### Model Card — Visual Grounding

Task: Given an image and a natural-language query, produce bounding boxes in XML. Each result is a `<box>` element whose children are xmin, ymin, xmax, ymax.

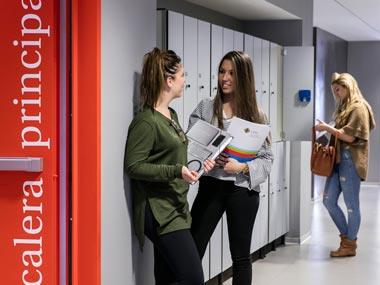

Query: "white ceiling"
<box><xmin>314</xmin><ymin>0</ymin><xmax>380</xmax><ymax>41</ymax></box>
<box><xmin>185</xmin><ymin>0</ymin><xmax>380</xmax><ymax>41</ymax></box>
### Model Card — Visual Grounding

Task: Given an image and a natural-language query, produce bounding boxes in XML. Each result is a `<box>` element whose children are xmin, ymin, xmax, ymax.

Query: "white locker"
<box><xmin>183</xmin><ymin>16</ymin><xmax>198</xmax><ymax>131</ymax></box>
<box><xmin>187</xmin><ymin>183</ymin><xmax>210</xmax><ymax>280</ymax></box>
<box><xmin>197</xmin><ymin>20</ymin><xmax>211</xmax><ymax>103</ymax></box>
<box><xmin>283</xmin><ymin>141</ymin><xmax>291</xmax><ymax>235</ymax></box>
<box><xmin>209</xmin><ymin>220</ymin><xmax>223</xmax><ymax>279</ymax></box>
<box><xmin>211</xmin><ymin>25</ymin><xmax>223</xmax><ymax>98</ymax></box>
<box><xmin>268</xmin><ymin>142</ymin><xmax>281</xmax><ymax>242</ymax></box>
<box><xmin>282</xmin><ymin>46</ymin><xmax>314</xmax><ymax>141</ymax></box>
<box><xmin>275</xmin><ymin>142</ymin><xmax>285</xmax><ymax>239</ymax></box>
<box><xmin>182</xmin><ymin>16</ymin><xmax>198</xmax><ymax>131</ymax></box>
<box><xmin>269</xmin><ymin>42</ymin><xmax>280</xmax><ymax>142</ymax></box>
<box><xmin>253</xmin><ymin>37</ymin><xmax>263</xmax><ymax>111</ymax></box>
<box><xmin>222</xmin><ymin>214</ymin><xmax>232</xmax><ymax>271</ymax></box>
<box><xmin>223</xmin><ymin>28</ymin><xmax>234</xmax><ymax>54</ymax></box>
<box><xmin>251</xmin><ymin>179</ymin><xmax>269</xmax><ymax>252</ymax></box>
<box><xmin>258</xmin><ymin>181</ymin><xmax>269</xmax><ymax>248</ymax></box>
<box><xmin>167</xmin><ymin>11</ymin><xmax>184</xmax><ymax>127</ymax></box>
<box><xmin>244</xmin><ymin>34</ymin><xmax>254</xmax><ymax>60</ymax></box>
<box><xmin>233</xmin><ymin>31</ymin><xmax>244</xmax><ymax>51</ymax></box>
<box><xmin>269</xmin><ymin>141</ymin><xmax>289</xmax><ymax>242</ymax></box>
<box><xmin>261</xmin><ymin>40</ymin><xmax>270</xmax><ymax>118</ymax></box>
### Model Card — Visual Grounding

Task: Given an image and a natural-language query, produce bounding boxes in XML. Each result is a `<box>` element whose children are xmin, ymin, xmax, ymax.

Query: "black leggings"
<box><xmin>191</xmin><ymin>176</ymin><xmax>260</xmax><ymax>285</ymax></box>
<box><xmin>144</xmin><ymin>202</ymin><xmax>204</xmax><ymax>285</ymax></box>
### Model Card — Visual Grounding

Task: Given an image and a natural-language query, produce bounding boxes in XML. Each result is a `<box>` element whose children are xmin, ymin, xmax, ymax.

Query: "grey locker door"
<box><xmin>282</xmin><ymin>46</ymin><xmax>314</xmax><ymax>141</ymax></box>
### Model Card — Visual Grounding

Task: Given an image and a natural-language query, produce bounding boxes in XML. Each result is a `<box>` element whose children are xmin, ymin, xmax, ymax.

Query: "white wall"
<box><xmin>101</xmin><ymin>0</ymin><xmax>156</xmax><ymax>284</ymax></box>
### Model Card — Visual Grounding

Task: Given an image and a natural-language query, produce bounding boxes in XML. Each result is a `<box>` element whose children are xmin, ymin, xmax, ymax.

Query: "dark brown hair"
<box><xmin>139</xmin><ymin>47</ymin><xmax>181</xmax><ymax>110</ymax></box>
<box><xmin>213</xmin><ymin>51</ymin><xmax>262</xmax><ymax>128</ymax></box>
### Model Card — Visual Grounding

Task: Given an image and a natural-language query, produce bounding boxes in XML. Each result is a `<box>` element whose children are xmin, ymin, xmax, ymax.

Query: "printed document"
<box><xmin>224</xmin><ymin>116</ymin><xmax>270</xmax><ymax>162</ymax></box>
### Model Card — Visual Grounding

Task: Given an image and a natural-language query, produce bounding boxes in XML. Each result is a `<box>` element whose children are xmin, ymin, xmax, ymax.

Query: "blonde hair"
<box><xmin>139</xmin><ymin>47</ymin><xmax>181</xmax><ymax>110</ymax></box>
<box><xmin>331</xmin><ymin>72</ymin><xmax>375</xmax><ymax>130</ymax></box>
<box><xmin>213</xmin><ymin>51</ymin><xmax>261</xmax><ymax>128</ymax></box>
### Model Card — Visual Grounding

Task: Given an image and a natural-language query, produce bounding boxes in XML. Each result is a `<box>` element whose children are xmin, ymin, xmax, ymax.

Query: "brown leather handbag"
<box><xmin>310</xmin><ymin>127</ymin><xmax>338</xmax><ymax>176</ymax></box>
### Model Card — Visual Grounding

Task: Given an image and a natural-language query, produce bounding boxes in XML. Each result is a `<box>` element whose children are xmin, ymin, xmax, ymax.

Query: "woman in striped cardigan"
<box><xmin>188</xmin><ymin>51</ymin><xmax>274</xmax><ymax>285</ymax></box>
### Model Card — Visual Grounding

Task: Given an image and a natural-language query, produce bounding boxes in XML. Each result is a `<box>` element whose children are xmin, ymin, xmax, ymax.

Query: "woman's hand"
<box><xmin>314</xmin><ymin>118</ymin><xmax>355</xmax><ymax>142</ymax></box>
<box><xmin>181</xmin><ymin>166</ymin><xmax>199</xmax><ymax>183</ymax></box>
<box><xmin>314</xmin><ymin>119</ymin><xmax>329</xmax><ymax>132</ymax></box>
<box><xmin>222</xmin><ymin>157</ymin><xmax>246</xmax><ymax>174</ymax></box>
<box><xmin>203</xmin><ymin>158</ymin><xmax>215</xmax><ymax>173</ymax></box>
<box><xmin>215</xmin><ymin>152</ymin><xmax>229</xmax><ymax>167</ymax></box>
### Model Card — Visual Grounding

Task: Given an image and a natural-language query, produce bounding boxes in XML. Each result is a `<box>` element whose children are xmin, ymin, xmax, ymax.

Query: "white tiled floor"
<box><xmin>224</xmin><ymin>184</ymin><xmax>380</xmax><ymax>285</ymax></box>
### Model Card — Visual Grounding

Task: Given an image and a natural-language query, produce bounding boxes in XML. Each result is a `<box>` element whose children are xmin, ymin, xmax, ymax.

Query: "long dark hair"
<box><xmin>139</xmin><ymin>47</ymin><xmax>181</xmax><ymax>110</ymax></box>
<box><xmin>213</xmin><ymin>51</ymin><xmax>262</xmax><ymax>128</ymax></box>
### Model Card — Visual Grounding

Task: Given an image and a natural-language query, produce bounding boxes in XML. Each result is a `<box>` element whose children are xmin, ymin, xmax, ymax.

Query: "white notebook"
<box><xmin>186</xmin><ymin>119</ymin><xmax>233</xmax><ymax>177</ymax></box>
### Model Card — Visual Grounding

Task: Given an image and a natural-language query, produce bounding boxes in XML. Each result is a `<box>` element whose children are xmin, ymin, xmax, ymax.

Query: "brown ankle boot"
<box><xmin>339</xmin><ymin>234</ymin><xmax>347</xmax><ymax>245</ymax></box>
<box><xmin>330</xmin><ymin>234</ymin><xmax>347</xmax><ymax>257</ymax></box>
<box><xmin>330</xmin><ymin>237</ymin><xmax>357</xmax><ymax>257</ymax></box>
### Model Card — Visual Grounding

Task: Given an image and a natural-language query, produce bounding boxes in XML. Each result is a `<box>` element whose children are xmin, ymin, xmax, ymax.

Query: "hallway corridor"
<box><xmin>225</xmin><ymin>184</ymin><xmax>380</xmax><ymax>285</ymax></box>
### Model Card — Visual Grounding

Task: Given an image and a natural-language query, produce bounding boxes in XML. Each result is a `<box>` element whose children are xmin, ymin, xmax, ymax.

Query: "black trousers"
<box><xmin>144</xmin><ymin>202</ymin><xmax>204</xmax><ymax>285</ymax></box>
<box><xmin>191</xmin><ymin>176</ymin><xmax>260</xmax><ymax>285</ymax></box>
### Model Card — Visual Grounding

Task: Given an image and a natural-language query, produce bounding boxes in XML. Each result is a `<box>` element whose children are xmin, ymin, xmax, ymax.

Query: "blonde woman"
<box><xmin>125</xmin><ymin>47</ymin><xmax>214</xmax><ymax>284</ymax></box>
<box><xmin>315</xmin><ymin>72</ymin><xmax>376</xmax><ymax>257</ymax></box>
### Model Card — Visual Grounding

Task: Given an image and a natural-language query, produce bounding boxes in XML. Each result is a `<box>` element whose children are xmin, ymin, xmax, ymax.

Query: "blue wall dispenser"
<box><xmin>298</xmin><ymin>89</ymin><xmax>311</xmax><ymax>103</ymax></box>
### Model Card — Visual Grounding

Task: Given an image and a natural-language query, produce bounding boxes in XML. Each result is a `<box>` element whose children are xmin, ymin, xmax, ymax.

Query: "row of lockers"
<box><xmin>157</xmin><ymin>10</ymin><xmax>290</xmax><ymax>281</ymax></box>
<box><xmin>157</xmin><ymin>10</ymin><xmax>283</xmax><ymax>141</ymax></box>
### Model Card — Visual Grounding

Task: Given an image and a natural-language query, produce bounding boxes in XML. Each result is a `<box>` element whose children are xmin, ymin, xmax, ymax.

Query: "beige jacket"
<box><xmin>333</xmin><ymin>101</ymin><xmax>375</xmax><ymax>180</ymax></box>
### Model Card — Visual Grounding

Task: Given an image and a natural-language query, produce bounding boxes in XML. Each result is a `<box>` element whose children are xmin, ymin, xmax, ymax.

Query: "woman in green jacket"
<box><xmin>125</xmin><ymin>47</ymin><xmax>214</xmax><ymax>284</ymax></box>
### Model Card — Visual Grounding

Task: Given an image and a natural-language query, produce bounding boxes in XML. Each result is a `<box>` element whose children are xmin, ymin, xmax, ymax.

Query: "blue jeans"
<box><xmin>323</xmin><ymin>149</ymin><xmax>361</xmax><ymax>240</ymax></box>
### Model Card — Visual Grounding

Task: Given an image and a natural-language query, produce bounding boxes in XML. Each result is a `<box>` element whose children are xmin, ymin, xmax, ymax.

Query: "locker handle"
<box><xmin>199</xmin><ymin>85</ymin><xmax>205</xmax><ymax>89</ymax></box>
<box><xmin>185</xmin><ymin>84</ymin><xmax>191</xmax><ymax>88</ymax></box>
<box><xmin>0</xmin><ymin>157</ymin><xmax>43</xmax><ymax>172</ymax></box>
<box><xmin>213</xmin><ymin>87</ymin><xmax>218</xmax><ymax>91</ymax></box>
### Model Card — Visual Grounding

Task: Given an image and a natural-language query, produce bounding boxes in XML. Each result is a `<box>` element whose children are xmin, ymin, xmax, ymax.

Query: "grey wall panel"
<box><xmin>159</xmin><ymin>0</ymin><xmax>303</xmax><ymax>47</ymax></box>
<box><xmin>314</xmin><ymin>27</ymin><xmax>347</xmax><ymax>126</ymax></box>
<box><xmin>243</xmin><ymin>20</ymin><xmax>302</xmax><ymax>46</ymax></box>
<box><xmin>101</xmin><ymin>0</ymin><xmax>156</xmax><ymax>284</ymax></box>
<box><xmin>267</xmin><ymin>0</ymin><xmax>314</xmax><ymax>46</ymax></box>
<box><xmin>157</xmin><ymin>0</ymin><xmax>243</xmax><ymax>31</ymax></box>
<box><xmin>348</xmin><ymin>42</ymin><xmax>380</xmax><ymax>183</ymax></box>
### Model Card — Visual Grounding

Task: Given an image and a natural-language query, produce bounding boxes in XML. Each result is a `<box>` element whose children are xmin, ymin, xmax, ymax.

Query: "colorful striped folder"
<box><xmin>225</xmin><ymin>117</ymin><xmax>270</xmax><ymax>163</ymax></box>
